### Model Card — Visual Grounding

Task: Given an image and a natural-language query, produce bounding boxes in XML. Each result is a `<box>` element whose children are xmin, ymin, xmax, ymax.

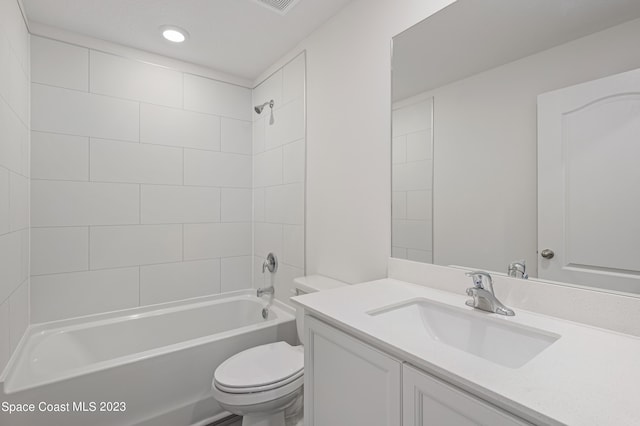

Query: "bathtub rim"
<box><xmin>1</xmin><ymin>290</ymin><xmax>296</xmax><ymax>393</ymax></box>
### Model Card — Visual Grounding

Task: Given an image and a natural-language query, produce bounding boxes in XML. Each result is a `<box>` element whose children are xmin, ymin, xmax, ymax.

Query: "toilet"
<box><xmin>212</xmin><ymin>275</ymin><xmax>345</xmax><ymax>426</ymax></box>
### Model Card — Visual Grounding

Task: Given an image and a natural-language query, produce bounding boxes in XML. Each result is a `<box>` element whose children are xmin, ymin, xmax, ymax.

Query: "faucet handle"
<box><xmin>465</xmin><ymin>271</ymin><xmax>493</xmax><ymax>291</ymax></box>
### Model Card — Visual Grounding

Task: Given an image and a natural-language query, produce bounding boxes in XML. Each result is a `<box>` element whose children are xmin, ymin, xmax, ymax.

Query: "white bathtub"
<box><xmin>0</xmin><ymin>291</ymin><xmax>297</xmax><ymax>426</ymax></box>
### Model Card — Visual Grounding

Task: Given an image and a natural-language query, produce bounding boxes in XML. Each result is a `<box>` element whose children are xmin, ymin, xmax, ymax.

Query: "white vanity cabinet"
<box><xmin>403</xmin><ymin>364</ymin><xmax>530</xmax><ymax>426</ymax></box>
<box><xmin>305</xmin><ymin>315</ymin><xmax>531</xmax><ymax>426</ymax></box>
<box><xmin>304</xmin><ymin>316</ymin><xmax>402</xmax><ymax>426</ymax></box>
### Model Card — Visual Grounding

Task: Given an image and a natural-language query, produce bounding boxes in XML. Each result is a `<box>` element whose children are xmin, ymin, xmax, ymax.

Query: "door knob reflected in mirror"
<box><xmin>540</xmin><ymin>249</ymin><xmax>555</xmax><ymax>259</ymax></box>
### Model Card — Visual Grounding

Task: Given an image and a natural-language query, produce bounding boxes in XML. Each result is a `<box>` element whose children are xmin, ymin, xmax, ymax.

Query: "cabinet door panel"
<box><xmin>403</xmin><ymin>364</ymin><xmax>530</xmax><ymax>426</ymax></box>
<box><xmin>305</xmin><ymin>316</ymin><xmax>402</xmax><ymax>426</ymax></box>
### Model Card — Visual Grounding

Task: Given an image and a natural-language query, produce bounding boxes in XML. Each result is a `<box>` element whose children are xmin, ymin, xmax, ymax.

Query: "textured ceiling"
<box><xmin>23</xmin><ymin>0</ymin><xmax>354</xmax><ymax>81</ymax></box>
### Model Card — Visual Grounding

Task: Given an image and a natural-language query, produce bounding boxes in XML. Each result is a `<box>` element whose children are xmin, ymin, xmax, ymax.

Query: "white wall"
<box><xmin>252</xmin><ymin>53</ymin><xmax>306</xmax><ymax>304</ymax></box>
<box><xmin>253</xmin><ymin>0</ymin><xmax>455</xmax><ymax>284</ymax></box>
<box><xmin>0</xmin><ymin>0</ymin><xmax>30</xmax><ymax>372</ymax></box>
<box><xmin>391</xmin><ymin>96</ymin><xmax>433</xmax><ymax>263</ymax></box>
<box><xmin>30</xmin><ymin>35</ymin><xmax>254</xmax><ymax>322</ymax></box>
<box><xmin>430</xmin><ymin>17</ymin><xmax>640</xmax><ymax>276</ymax></box>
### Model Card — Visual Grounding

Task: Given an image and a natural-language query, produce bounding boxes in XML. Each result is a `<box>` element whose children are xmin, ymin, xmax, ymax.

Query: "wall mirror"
<box><xmin>391</xmin><ymin>0</ymin><xmax>640</xmax><ymax>295</ymax></box>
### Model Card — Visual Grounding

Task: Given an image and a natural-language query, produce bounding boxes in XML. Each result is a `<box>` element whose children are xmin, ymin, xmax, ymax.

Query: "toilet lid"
<box><xmin>214</xmin><ymin>342</ymin><xmax>303</xmax><ymax>390</ymax></box>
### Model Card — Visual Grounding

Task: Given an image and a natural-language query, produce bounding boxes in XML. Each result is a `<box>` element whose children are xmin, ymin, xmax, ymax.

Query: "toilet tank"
<box><xmin>292</xmin><ymin>275</ymin><xmax>346</xmax><ymax>342</ymax></box>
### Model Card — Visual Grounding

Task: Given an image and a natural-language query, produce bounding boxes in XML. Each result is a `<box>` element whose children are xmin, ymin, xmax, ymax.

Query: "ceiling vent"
<box><xmin>252</xmin><ymin>0</ymin><xmax>303</xmax><ymax>15</ymax></box>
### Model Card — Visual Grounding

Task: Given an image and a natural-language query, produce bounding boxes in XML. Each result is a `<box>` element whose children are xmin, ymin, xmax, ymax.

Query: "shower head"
<box><xmin>254</xmin><ymin>99</ymin><xmax>274</xmax><ymax>114</ymax></box>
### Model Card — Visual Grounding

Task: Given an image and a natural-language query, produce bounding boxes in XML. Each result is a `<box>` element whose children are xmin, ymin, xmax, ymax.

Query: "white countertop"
<box><xmin>292</xmin><ymin>278</ymin><xmax>640</xmax><ymax>425</ymax></box>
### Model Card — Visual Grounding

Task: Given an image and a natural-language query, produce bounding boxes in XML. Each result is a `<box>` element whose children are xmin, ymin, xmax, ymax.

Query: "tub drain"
<box><xmin>262</xmin><ymin>307</ymin><xmax>269</xmax><ymax>319</ymax></box>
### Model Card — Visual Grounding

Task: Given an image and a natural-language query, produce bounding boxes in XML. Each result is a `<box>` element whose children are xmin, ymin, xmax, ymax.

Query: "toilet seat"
<box><xmin>213</xmin><ymin>342</ymin><xmax>304</xmax><ymax>394</ymax></box>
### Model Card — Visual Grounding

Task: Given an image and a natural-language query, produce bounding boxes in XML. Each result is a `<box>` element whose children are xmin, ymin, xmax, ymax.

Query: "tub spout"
<box><xmin>257</xmin><ymin>286</ymin><xmax>274</xmax><ymax>297</ymax></box>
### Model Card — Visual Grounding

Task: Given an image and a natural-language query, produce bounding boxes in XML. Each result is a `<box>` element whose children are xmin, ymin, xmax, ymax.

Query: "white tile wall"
<box><xmin>254</xmin><ymin>148</ymin><xmax>283</xmax><ymax>187</ymax></box>
<box><xmin>184</xmin><ymin>150</ymin><xmax>252</xmax><ymax>188</ymax></box>
<box><xmin>221</xmin><ymin>256</ymin><xmax>253</xmax><ymax>293</ymax></box>
<box><xmin>0</xmin><ymin>0</ymin><xmax>29</xmax><ymax>372</ymax></box>
<box><xmin>184</xmin><ymin>223</ymin><xmax>252</xmax><ymax>260</ymax></box>
<box><xmin>90</xmin><ymin>50</ymin><xmax>182</xmax><ymax>107</ymax></box>
<box><xmin>265</xmin><ymin>184</ymin><xmax>304</xmax><ymax>225</ymax></box>
<box><xmin>31</xmin><ymin>131</ymin><xmax>89</xmax><ymax>181</ymax></box>
<box><xmin>0</xmin><ymin>168</ymin><xmax>9</xmax><ymax>235</ymax></box>
<box><xmin>252</xmin><ymin>54</ymin><xmax>306</xmax><ymax>305</ymax></box>
<box><xmin>31</xmin><ymin>37</ymin><xmax>88</xmax><ymax>91</ymax></box>
<box><xmin>90</xmin><ymin>224</ymin><xmax>183</xmax><ymax>269</ymax></box>
<box><xmin>31</xmin><ymin>83</ymin><xmax>140</xmax><ymax>142</ymax></box>
<box><xmin>392</xmin><ymin>98</ymin><xmax>433</xmax><ymax>263</ymax></box>
<box><xmin>140</xmin><ymin>259</ymin><xmax>221</xmax><ymax>306</ymax></box>
<box><xmin>31</xmin><ymin>268</ymin><xmax>139</xmax><ymax>322</ymax></box>
<box><xmin>9</xmin><ymin>280</ymin><xmax>29</xmax><ymax>349</ymax></box>
<box><xmin>31</xmin><ymin>227</ymin><xmax>89</xmax><ymax>275</ymax></box>
<box><xmin>30</xmin><ymin>37</ymin><xmax>255</xmax><ymax>321</ymax></box>
<box><xmin>184</xmin><ymin>74</ymin><xmax>252</xmax><ymax>121</ymax></box>
<box><xmin>141</xmin><ymin>185</ymin><xmax>221</xmax><ymax>224</ymax></box>
<box><xmin>221</xmin><ymin>189</ymin><xmax>252</xmax><ymax>222</ymax></box>
<box><xmin>90</xmin><ymin>138</ymin><xmax>183</xmax><ymax>185</ymax></box>
<box><xmin>221</xmin><ymin>118</ymin><xmax>252</xmax><ymax>155</ymax></box>
<box><xmin>31</xmin><ymin>180</ymin><xmax>139</xmax><ymax>226</ymax></box>
<box><xmin>140</xmin><ymin>104</ymin><xmax>221</xmax><ymax>151</ymax></box>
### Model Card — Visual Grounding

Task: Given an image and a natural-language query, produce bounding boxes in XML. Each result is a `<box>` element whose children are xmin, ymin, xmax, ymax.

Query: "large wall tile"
<box><xmin>31</xmin><ymin>181</ymin><xmax>139</xmax><ymax>227</ymax></box>
<box><xmin>221</xmin><ymin>256</ymin><xmax>252</xmax><ymax>293</ymax></box>
<box><xmin>9</xmin><ymin>279</ymin><xmax>28</xmax><ymax>350</ymax></box>
<box><xmin>184</xmin><ymin>150</ymin><xmax>251</xmax><ymax>188</ymax></box>
<box><xmin>0</xmin><ymin>231</ymin><xmax>23</xmax><ymax>304</ymax></box>
<box><xmin>0</xmin><ymin>98</ymin><xmax>26</xmax><ymax>174</ymax></box>
<box><xmin>253</xmin><ymin>117</ymin><xmax>266</xmax><ymax>154</ymax></box>
<box><xmin>31</xmin><ymin>268</ymin><xmax>139</xmax><ymax>322</ymax></box>
<box><xmin>273</xmin><ymin>263</ymin><xmax>304</xmax><ymax>307</ymax></box>
<box><xmin>221</xmin><ymin>188</ymin><xmax>251</xmax><ymax>222</ymax></box>
<box><xmin>140</xmin><ymin>104</ymin><xmax>221</xmax><ymax>151</ymax></box>
<box><xmin>253</xmin><ymin>188</ymin><xmax>265</xmax><ymax>223</ymax></box>
<box><xmin>31</xmin><ymin>227</ymin><xmax>88</xmax><ymax>275</ymax></box>
<box><xmin>184</xmin><ymin>74</ymin><xmax>251</xmax><ymax>121</ymax></box>
<box><xmin>283</xmin><ymin>53</ymin><xmax>305</xmax><ymax>104</ymax></box>
<box><xmin>90</xmin><ymin>224</ymin><xmax>182</xmax><ymax>269</ymax></box>
<box><xmin>31</xmin><ymin>131</ymin><xmax>89</xmax><ymax>181</ymax></box>
<box><xmin>283</xmin><ymin>225</ymin><xmax>304</xmax><ymax>269</ymax></box>
<box><xmin>0</xmin><ymin>300</ymin><xmax>9</xmax><ymax>370</ymax></box>
<box><xmin>90</xmin><ymin>138</ymin><xmax>183</xmax><ymax>185</ymax></box>
<box><xmin>140</xmin><ymin>259</ymin><xmax>221</xmax><ymax>305</ymax></box>
<box><xmin>31</xmin><ymin>84</ymin><xmax>139</xmax><ymax>141</ymax></box>
<box><xmin>265</xmin><ymin>184</ymin><xmax>304</xmax><ymax>225</ymax></box>
<box><xmin>9</xmin><ymin>172</ymin><xmax>28</xmax><ymax>231</ymax></box>
<box><xmin>184</xmin><ymin>223</ymin><xmax>251</xmax><ymax>260</ymax></box>
<box><xmin>265</xmin><ymin>98</ymin><xmax>304</xmax><ymax>150</ymax></box>
<box><xmin>141</xmin><ymin>185</ymin><xmax>220</xmax><ymax>224</ymax></box>
<box><xmin>253</xmin><ymin>148</ymin><xmax>283</xmax><ymax>187</ymax></box>
<box><xmin>283</xmin><ymin>139</ymin><xmax>305</xmax><ymax>184</ymax></box>
<box><xmin>254</xmin><ymin>223</ymin><xmax>283</xmax><ymax>260</ymax></box>
<box><xmin>0</xmin><ymin>168</ymin><xmax>9</xmax><ymax>235</ymax></box>
<box><xmin>90</xmin><ymin>50</ymin><xmax>182</xmax><ymax>107</ymax></box>
<box><xmin>221</xmin><ymin>118</ymin><xmax>252</xmax><ymax>154</ymax></box>
<box><xmin>31</xmin><ymin>36</ymin><xmax>88</xmax><ymax>91</ymax></box>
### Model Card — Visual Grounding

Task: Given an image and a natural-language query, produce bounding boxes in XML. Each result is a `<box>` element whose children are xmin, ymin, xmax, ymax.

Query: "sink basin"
<box><xmin>368</xmin><ymin>299</ymin><xmax>559</xmax><ymax>368</ymax></box>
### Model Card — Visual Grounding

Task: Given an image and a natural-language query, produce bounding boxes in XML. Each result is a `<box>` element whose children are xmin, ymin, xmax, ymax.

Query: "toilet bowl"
<box><xmin>212</xmin><ymin>275</ymin><xmax>345</xmax><ymax>426</ymax></box>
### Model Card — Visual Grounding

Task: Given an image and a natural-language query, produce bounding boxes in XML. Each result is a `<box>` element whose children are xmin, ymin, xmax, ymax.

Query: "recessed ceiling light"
<box><xmin>160</xmin><ymin>25</ymin><xmax>188</xmax><ymax>43</ymax></box>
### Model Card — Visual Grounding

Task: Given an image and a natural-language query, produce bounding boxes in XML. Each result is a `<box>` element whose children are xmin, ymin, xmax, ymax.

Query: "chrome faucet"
<box><xmin>465</xmin><ymin>271</ymin><xmax>515</xmax><ymax>316</ymax></box>
<box><xmin>257</xmin><ymin>252</ymin><xmax>277</xmax><ymax>300</ymax></box>
<box><xmin>257</xmin><ymin>286</ymin><xmax>274</xmax><ymax>297</ymax></box>
<box><xmin>508</xmin><ymin>260</ymin><xmax>528</xmax><ymax>279</ymax></box>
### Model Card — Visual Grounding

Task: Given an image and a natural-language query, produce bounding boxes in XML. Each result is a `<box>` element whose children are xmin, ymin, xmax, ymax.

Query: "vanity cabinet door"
<box><xmin>305</xmin><ymin>316</ymin><xmax>402</xmax><ymax>426</ymax></box>
<box><xmin>403</xmin><ymin>364</ymin><xmax>530</xmax><ymax>426</ymax></box>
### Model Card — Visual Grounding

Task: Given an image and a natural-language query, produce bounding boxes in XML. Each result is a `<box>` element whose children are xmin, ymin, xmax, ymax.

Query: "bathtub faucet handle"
<box><xmin>262</xmin><ymin>253</ymin><xmax>278</xmax><ymax>274</ymax></box>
